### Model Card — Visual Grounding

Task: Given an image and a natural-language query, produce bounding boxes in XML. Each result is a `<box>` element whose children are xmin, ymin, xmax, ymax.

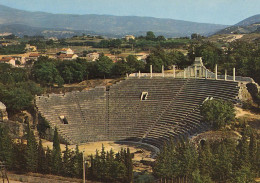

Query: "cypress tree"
<box><xmin>198</xmin><ymin>141</ymin><xmax>213</xmax><ymax>177</ymax></box>
<box><xmin>62</xmin><ymin>144</ymin><xmax>73</xmax><ymax>176</ymax></box>
<box><xmin>25</xmin><ymin>126</ymin><xmax>38</xmax><ymax>172</ymax></box>
<box><xmin>0</xmin><ymin>126</ymin><xmax>14</xmax><ymax>169</ymax></box>
<box><xmin>53</xmin><ymin>127</ymin><xmax>61</xmax><ymax>152</ymax></box>
<box><xmin>125</xmin><ymin>148</ymin><xmax>133</xmax><ymax>183</ymax></box>
<box><xmin>37</xmin><ymin>139</ymin><xmax>47</xmax><ymax>173</ymax></box>
<box><xmin>100</xmin><ymin>144</ymin><xmax>107</xmax><ymax>180</ymax></box>
<box><xmin>12</xmin><ymin>140</ymin><xmax>26</xmax><ymax>172</ymax></box>
<box><xmin>106</xmin><ymin>149</ymin><xmax>115</xmax><ymax>181</ymax></box>
<box><xmin>213</xmin><ymin>142</ymin><xmax>233</xmax><ymax>182</ymax></box>
<box><xmin>256</xmin><ymin>140</ymin><xmax>260</xmax><ymax>176</ymax></box>
<box><xmin>72</xmin><ymin>145</ymin><xmax>83</xmax><ymax>178</ymax></box>
<box><xmin>52</xmin><ymin>127</ymin><xmax>62</xmax><ymax>174</ymax></box>
<box><xmin>45</xmin><ymin>146</ymin><xmax>52</xmax><ymax>174</ymax></box>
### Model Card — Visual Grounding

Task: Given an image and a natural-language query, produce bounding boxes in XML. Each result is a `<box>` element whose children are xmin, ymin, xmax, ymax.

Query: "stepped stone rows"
<box><xmin>35</xmin><ymin>78</ymin><xmax>240</xmax><ymax>148</ymax></box>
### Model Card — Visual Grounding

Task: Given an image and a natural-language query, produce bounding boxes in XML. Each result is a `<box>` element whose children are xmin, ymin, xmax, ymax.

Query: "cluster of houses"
<box><xmin>0</xmin><ymin>53</ymin><xmax>41</xmax><ymax>67</ymax></box>
<box><xmin>0</xmin><ymin>46</ymin><xmax>149</xmax><ymax>67</ymax></box>
<box><xmin>56</xmin><ymin>48</ymin><xmax>79</xmax><ymax>60</ymax></box>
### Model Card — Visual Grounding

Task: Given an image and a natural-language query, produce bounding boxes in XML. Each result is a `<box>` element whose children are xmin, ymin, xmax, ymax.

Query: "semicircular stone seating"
<box><xmin>35</xmin><ymin>78</ymin><xmax>239</xmax><ymax>148</ymax></box>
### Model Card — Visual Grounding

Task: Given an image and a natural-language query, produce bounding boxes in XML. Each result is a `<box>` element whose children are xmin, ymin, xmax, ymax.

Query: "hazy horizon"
<box><xmin>0</xmin><ymin>0</ymin><xmax>259</xmax><ymax>25</ymax></box>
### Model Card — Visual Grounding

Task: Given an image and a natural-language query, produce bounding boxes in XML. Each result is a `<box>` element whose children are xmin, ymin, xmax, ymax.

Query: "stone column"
<box><xmin>173</xmin><ymin>65</ymin><xmax>176</xmax><ymax>78</ymax></box>
<box><xmin>184</xmin><ymin>69</ymin><xmax>186</xmax><ymax>78</ymax></box>
<box><xmin>138</xmin><ymin>70</ymin><xmax>141</xmax><ymax>78</ymax></box>
<box><xmin>150</xmin><ymin>65</ymin><xmax>153</xmax><ymax>78</ymax></box>
<box><xmin>215</xmin><ymin>64</ymin><xmax>218</xmax><ymax>80</ymax></box>
<box><xmin>162</xmin><ymin>65</ymin><xmax>164</xmax><ymax>77</ymax></box>
<box><xmin>194</xmin><ymin>65</ymin><xmax>197</xmax><ymax>78</ymax></box>
<box><xmin>233</xmin><ymin>68</ymin><xmax>236</xmax><ymax>81</ymax></box>
<box><xmin>205</xmin><ymin>69</ymin><xmax>207</xmax><ymax>79</ymax></box>
<box><xmin>225</xmin><ymin>69</ymin><xmax>227</xmax><ymax>81</ymax></box>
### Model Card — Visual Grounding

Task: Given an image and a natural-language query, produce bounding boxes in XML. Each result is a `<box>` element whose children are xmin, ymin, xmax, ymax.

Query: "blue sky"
<box><xmin>0</xmin><ymin>0</ymin><xmax>259</xmax><ymax>25</ymax></box>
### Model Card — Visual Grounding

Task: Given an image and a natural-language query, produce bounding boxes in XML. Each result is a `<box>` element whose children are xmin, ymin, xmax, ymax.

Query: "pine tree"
<box><xmin>0</xmin><ymin>127</ymin><xmax>14</xmax><ymax>169</ymax></box>
<box><xmin>213</xmin><ymin>142</ymin><xmax>233</xmax><ymax>182</ymax></box>
<box><xmin>125</xmin><ymin>148</ymin><xmax>133</xmax><ymax>183</ymax></box>
<box><xmin>51</xmin><ymin>127</ymin><xmax>62</xmax><ymax>174</ymax></box>
<box><xmin>62</xmin><ymin>144</ymin><xmax>73</xmax><ymax>176</ymax></box>
<box><xmin>25</xmin><ymin>126</ymin><xmax>38</xmax><ymax>172</ymax></box>
<box><xmin>256</xmin><ymin>140</ymin><xmax>260</xmax><ymax>176</ymax></box>
<box><xmin>198</xmin><ymin>141</ymin><xmax>213</xmax><ymax>177</ymax></box>
<box><xmin>53</xmin><ymin>127</ymin><xmax>61</xmax><ymax>152</ymax></box>
<box><xmin>45</xmin><ymin>146</ymin><xmax>52</xmax><ymax>174</ymax></box>
<box><xmin>100</xmin><ymin>144</ymin><xmax>107</xmax><ymax>180</ymax></box>
<box><xmin>72</xmin><ymin>145</ymin><xmax>83</xmax><ymax>178</ymax></box>
<box><xmin>12</xmin><ymin>140</ymin><xmax>26</xmax><ymax>171</ymax></box>
<box><xmin>37</xmin><ymin>139</ymin><xmax>47</xmax><ymax>173</ymax></box>
<box><xmin>106</xmin><ymin>149</ymin><xmax>115</xmax><ymax>181</ymax></box>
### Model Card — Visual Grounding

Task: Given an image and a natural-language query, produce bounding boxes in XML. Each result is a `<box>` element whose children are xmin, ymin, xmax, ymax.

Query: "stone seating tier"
<box><xmin>35</xmin><ymin>78</ymin><xmax>239</xmax><ymax>148</ymax></box>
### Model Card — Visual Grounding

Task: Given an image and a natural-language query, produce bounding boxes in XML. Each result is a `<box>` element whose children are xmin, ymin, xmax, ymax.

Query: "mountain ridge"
<box><xmin>0</xmin><ymin>4</ymin><xmax>228</xmax><ymax>38</ymax></box>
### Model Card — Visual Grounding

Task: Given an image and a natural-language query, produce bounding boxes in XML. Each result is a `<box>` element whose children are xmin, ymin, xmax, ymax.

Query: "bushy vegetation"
<box><xmin>200</xmin><ymin>99</ymin><xmax>235</xmax><ymax>130</ymax></box>
<box><xmin>0</xmin><ymin>44</ymin><xmax>26</xmax><ymax>54</ymax></box>
<box><xmin>0</xmin><ymin>63</ymin><xmax>42</xmax><ymax>113</ymax></box>
<box><xmin>153</xmin><ymin>129</ymin><xmax>260</xmax><ymax>183</ymax></box>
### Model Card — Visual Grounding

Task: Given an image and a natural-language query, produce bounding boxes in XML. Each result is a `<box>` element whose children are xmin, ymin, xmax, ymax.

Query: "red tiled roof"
<box><xmin>0</xmin><ymin>57</ymin><xmax>13</xmax><ymax>62</ymax></box>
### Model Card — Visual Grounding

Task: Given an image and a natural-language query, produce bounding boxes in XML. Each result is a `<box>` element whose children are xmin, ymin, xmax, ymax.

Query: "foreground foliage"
<box><xmin>88</xmin><ymin>145</ymin><xmax>133</xmax><ymax>182</ymax></box>
<box><xmin>153</xmin><ymin>129</ymin><xmax>260</xmax><ymax>183</ymax></box>
<box><xmin>0</xmin><ymin>125</ymin><xmax>133</xmax><ymax>182</ymax></box>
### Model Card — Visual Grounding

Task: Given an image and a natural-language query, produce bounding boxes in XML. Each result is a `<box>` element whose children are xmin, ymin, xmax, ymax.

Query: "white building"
<box><xmin>0</xmin><ymin>57</ymin><xmax>16</xmax><ymax>66</ymax></box>
<box><xmin>60</xmin><ymin>48</ymin><xmax>74</xmax><ymax>55</ymax></box>
<box><xmin>86</xmin><ymin>52</ymin><xmax>100</xmax><ymax>61</ymax></box>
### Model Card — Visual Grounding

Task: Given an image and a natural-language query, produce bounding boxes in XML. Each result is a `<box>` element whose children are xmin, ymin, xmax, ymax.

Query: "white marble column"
<box><xmin>173</xmin><ymin>65</ymin><xmax>176</xmax><ymax>78</ymax></box>
<box><xmin>150</xmin><ymin>65</ymin><xmax>153</xmax><ymax>78</ymax></box>
<box><xmin>215</xmin><ymin>64</ymin><xmax>218</xmax><ymax>80</ymax></box>
<box><xmin>194</xmin><ymin>65</ymin><xmax>197</xmax><ymax>78</ymax></box>
<box><xmin>162</xmin><ymin>65</ymin><xmax>164</xmax><ymax>77</ymax></box>
<box><xmin>233</xmin><ymin>68</ymin><xmax>236</xmax><ymax>81</ymax></box>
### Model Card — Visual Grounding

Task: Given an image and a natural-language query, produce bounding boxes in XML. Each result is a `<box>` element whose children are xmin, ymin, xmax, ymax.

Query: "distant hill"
<box><xmin>0</xmin><ymin>4</ymin><xmax>228</xmax><ymax>38</ymax></box>
<box><xmin>236</xmin><ymin>14</ymin><xmax>260</xmax><ymax>26</ymax></box>
<box><xmin>0</xmin><ymin>24</ymin><xmax>99</xmax><ymax>38</ymax></box>
<box><xmin>215</xmin><ymin>14</ymin><xmax>260</xmax><ymax>35</ymax></box>
<box><xmin>215</xmin><ymin>23</ymin><xmax>260</xmax><ymax>35</ymax></box>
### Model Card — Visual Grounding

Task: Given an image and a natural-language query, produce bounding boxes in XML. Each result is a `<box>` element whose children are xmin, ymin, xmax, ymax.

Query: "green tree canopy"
<box><xmin>96</xmin><ymin>55</ymin><xmax>114</xmax><ymax>78</ymax></box>
<box><xmin>32</xmin><ymin>56</ymin><xmax>64</xmax><ymax>87</ymax></box>
<box><xmin>200</xmin><ymin>99</ymin><xmax>235</xmax><ymax>130</ymax></box>
<box><xmin>146</xmin><ymin>31</ymin><xmax>156</xmax><ymax>41</ymax></box>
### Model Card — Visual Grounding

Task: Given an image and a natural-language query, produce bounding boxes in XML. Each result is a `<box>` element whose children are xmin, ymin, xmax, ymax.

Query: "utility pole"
<box><xmin>82</xmin><ymin>150</ymin><xmax>85</xmax><ymax>183</ymax></box>
<box><xmin>0</xmin><ymin>161</ymin><xmax>9</xmax><ymax>183</ymax></box>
